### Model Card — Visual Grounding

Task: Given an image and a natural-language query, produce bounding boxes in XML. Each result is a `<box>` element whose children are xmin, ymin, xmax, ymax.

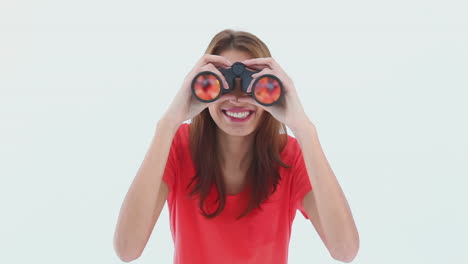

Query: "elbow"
<box><xmin>332</xmin><ymin>250</ymin><xmax>358</xmax><ymax>263</ymax></box>
<box><xmin>116</xmin><ymin>252</ymin><xmax>140</xmax><ymax>263</ymax></box>
<box><xmin>330</xmin><ymin>237</ymin><xmax>360</xmax><ymax>263</ymax></box>
<box><xmin>117</xmin><ymin>253</ymin><xmax>138</xmax><ymax>263</ymax></box>
<box><xmin>113</xmin><ymin>235</ymin><xmax>142</xmax><ymax>262</ymax></box>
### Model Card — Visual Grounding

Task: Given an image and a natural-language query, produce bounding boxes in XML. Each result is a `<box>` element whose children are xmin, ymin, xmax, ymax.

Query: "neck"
<box><xmin>217</xmin><ymin>129</ymin><xmax>254</xmax><ymax>171</ymax></box>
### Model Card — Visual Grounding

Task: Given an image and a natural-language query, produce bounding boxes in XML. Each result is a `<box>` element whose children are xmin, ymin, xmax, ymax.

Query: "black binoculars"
<box><xmin>191</xmin><ymin>62</ymin><xmax>284</xmax><ymax>106</ymax></box>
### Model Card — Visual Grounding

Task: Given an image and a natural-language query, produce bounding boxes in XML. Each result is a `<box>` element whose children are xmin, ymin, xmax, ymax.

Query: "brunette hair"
<box><xmin>187</xmin><ymin>29</ymin><xmax>292</xmax><ymax>220</ymax></box>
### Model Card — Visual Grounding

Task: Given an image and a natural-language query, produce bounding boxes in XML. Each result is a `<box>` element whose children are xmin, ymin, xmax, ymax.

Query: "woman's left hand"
<box><xmin>237</xmin><ymin>57</ymin><xmax>310</xmax><ymax>130</ymax></box>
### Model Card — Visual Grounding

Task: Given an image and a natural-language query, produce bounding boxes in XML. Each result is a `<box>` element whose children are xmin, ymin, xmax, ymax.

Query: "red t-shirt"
<box><xmin>163</xmin><ymin>123</ymin><xmax>313</xmax><ymax>264</ymax></box>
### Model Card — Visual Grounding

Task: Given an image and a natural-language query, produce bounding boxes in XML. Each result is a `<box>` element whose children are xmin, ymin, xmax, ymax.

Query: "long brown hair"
<box><xmin>187</xmin><ymin>29</ymin><xmax>292</xmax><ymax>220</ymax></box>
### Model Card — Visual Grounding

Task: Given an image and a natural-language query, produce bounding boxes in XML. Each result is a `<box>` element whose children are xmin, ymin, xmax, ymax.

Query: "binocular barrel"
<box><xmin>191</xmin><ymin>62</ymin><xmax>284</xmax><ymax>106</ymax></box>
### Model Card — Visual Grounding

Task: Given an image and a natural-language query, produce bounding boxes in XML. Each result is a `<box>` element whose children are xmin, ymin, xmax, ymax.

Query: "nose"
<box><xmin>232</xmin><ymin>78</ymin><xmax>249</xmax><ymax>99</ymax></box>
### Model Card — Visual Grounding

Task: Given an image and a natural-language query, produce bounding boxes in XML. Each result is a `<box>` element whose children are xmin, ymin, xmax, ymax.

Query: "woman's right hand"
<box><xmin>162</xmin><ymin>54</ymin><xmax>237</xmax><ymax>125</ymax></box>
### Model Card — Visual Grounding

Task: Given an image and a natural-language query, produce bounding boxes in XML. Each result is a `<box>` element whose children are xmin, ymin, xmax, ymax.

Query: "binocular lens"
<box><xmin>192</xmin><ymin>73</ymin><xmax>221</xmax><ymax>101</ymax></box>
<box><xmin>253</xmin><ymin>76</ymin><xmax>282</xmax><ymax>105</ymax></box>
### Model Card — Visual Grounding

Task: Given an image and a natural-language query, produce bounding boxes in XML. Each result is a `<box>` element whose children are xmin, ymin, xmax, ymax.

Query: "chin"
<box><xmin>218</xmin><ymin>126</ymin><xmax>257</xmax><ymax>137</ymax></box>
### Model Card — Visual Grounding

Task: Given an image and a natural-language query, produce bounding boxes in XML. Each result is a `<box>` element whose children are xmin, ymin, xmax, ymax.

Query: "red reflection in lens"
<box><xmin>193</xmin><ymin>74</ymin><xmax>221</xmax><ymax>101</ymax></box>
<box><xmin>253</xmin><ymin>76</ymin><xmax>281</xmax><ymax>104</ymax></box>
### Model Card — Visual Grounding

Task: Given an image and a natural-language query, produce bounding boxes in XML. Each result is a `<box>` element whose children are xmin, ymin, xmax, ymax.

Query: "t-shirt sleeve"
<box><xmin>290</xmin><ymin>138</ymin><xmax>313</xmax><ymax>219</ymax></box>
<box><xmin>162</xmin><ymin>125</ymin><xmax>181</xmax><ymax>194</ymax></box>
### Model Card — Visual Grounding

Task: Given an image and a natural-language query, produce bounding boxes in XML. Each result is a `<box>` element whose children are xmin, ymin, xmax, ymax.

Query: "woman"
<box><xmin>113</xmin><ymin>29</ymin><xmax>359</xmax><ymax>263</ymax></box>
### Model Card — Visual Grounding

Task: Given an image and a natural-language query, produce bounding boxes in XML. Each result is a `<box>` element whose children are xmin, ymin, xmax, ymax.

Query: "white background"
<box><xmin>1</xmin><ymin>0</ymin><xmax>467</xmax><ymax>263</ymax></box>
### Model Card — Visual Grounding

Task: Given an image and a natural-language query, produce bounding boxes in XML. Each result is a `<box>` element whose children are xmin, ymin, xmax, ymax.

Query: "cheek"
<box><xmin>255</xmin><ymin>109</ymin><xmax>265</xmax><ymax>119</ymax></box>
<box><xmin>208</xmin><ymin>106</ymin><xmax>221</xmax><ymax>119</ymax></box>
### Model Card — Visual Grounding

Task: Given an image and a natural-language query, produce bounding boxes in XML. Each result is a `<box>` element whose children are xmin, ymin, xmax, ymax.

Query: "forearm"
<box><xmin>113</xmin><ymin>118</ymin><xmax>180</xmax><ymax>259</ymax></box>
<box><xmin>291</xmin><ymin>120</ymin><xmax>359</xmax><ymax>261</ymax></box>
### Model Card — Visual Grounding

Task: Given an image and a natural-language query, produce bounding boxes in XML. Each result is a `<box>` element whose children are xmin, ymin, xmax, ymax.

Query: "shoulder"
<box><xmin>280</xmin><ymin>134</ymin><xmax>301</xmax><ymax>160</ymax></box>
<box><xmin>173</xmin><ymin>122</ymin><xmax>190</xmax><ymax>143</ymax></box>
<box><xmin>170</xmin><ymin>122</ymin><xmax>191</xmax><ymax>156</ymax></box>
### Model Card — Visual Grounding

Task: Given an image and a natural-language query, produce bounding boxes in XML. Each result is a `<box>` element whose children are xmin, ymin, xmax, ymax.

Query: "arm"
<box><xmin>291</xmin><ymin>119</ymin><xmax>360</xmax><ymax>263</ymax></box>
<box><xmin>237</xmin><ymin>56</ymin><xmax>359</xmax><ymax>262</ymax></box>
<box><xmin>113</xmin><ymin>118</ymin><xmax>179</xmax><ymax>262</ymax></box>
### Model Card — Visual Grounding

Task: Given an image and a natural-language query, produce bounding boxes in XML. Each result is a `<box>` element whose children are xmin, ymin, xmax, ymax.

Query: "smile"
<box><xmin>221</xmin><ymin>110</ymin><xmax>254</xmax><ymax>122</ymax></box>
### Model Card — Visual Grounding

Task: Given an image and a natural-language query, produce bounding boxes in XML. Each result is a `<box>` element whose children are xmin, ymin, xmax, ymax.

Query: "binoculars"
<box><xmin>191</xmin><ymin>62</ymin><xmax>284</xmax><ymax>106</ymax></box>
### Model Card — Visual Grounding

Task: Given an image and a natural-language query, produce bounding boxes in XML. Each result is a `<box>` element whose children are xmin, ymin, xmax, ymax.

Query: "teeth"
<box><xmin>225</xmin><ymin>111</ymin><xmax>250</xmax><ymax>119</ymax></box>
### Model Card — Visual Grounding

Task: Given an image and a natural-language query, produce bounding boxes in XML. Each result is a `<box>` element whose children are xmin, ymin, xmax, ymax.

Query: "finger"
<box><xmin>200</xmin><ymin>63</ymin><xmax>230</xmax><ymax>90</ymax></box>
<box><xmin>242</xmin><ymin>57</ymin><xmax>276</xmax><ymax>67</ymax></box>
<box><xmin>198</xmin><ymin>54</ymin><xmax>233</xmax><ymax>69</ymax></box>
<box><xmin>245</xmin><ymin>80</ymin><xmax>253</xmax><ymax>94</ymax></box>
<box><xmin>247</xmin><ymin>68</ymin><xmax>273</xmax><ymax>93</ymax></box>
<box><xmin>245</xmin><ymin>64</ymin><xmax>271</xmax><ymax>71</ymax></box>
<box><xmin>251</xmin><ymin>68</ymin><xmax>273</xmax><ymax>79</ymax></box>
